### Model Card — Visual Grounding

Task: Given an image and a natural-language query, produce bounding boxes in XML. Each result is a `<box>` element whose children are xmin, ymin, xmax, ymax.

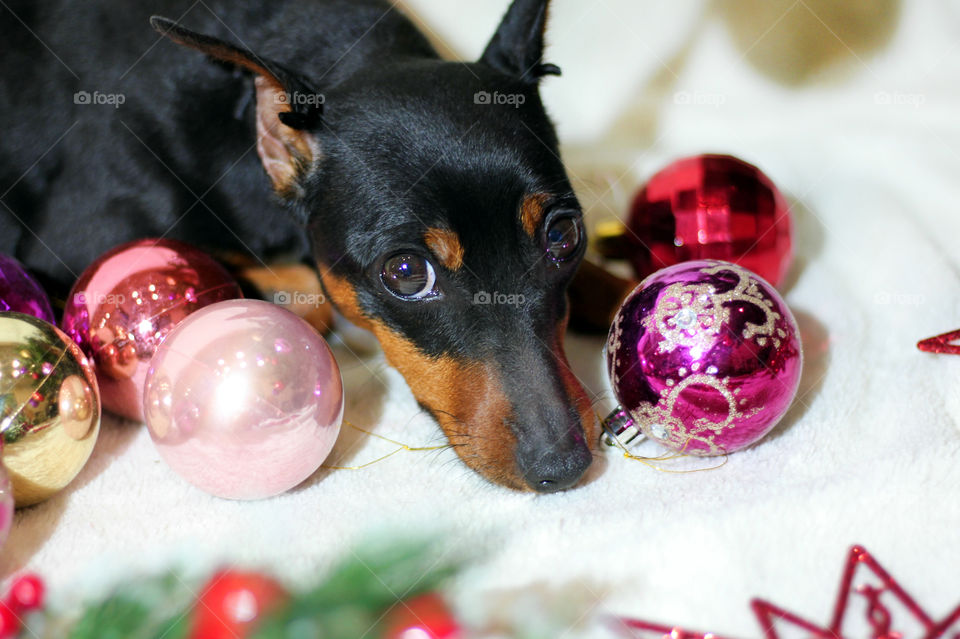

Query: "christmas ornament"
<box><xmin>0</xmin><ymin>312</ymin><xmax>100</xmax><ymax>506</ymax></box>
<box><xmin>0</xmin><ymin>574</ymin><xmax>45</xmax><ymax>639</ymax></box>
<box><xmin>0</xmin><ymin>443</ymin><xmax>11</xmax><ymax>549</ymax></box>
<box><xmin>381</xmin><ymin>592</ymin><xmax>462</xmax><ymax>639</ymax></box>
<box><xmin>626</xmin><ymin>154</ymin><xmax>792</xmax><ymax>287</ymax></box>
<box><xmin>0</xmin><ymin>254</ymin><xmax>55</xmax><ymax>324</ymax></box>
<box><xmin>917</xmin><ymin>328</ymin><xmax>960</xmax><ymax>355</ymax></box>
<box><xmin>188</xmin><ymin>570</ymin><xmax>288</xmax><ymax>639</ymax></box>
<box><xmin>61</xmin><ymin>238</ymin><xmax>242</xmax><ymax>421</ymax></box>
<box><xmin>603</xmin><ymin>260</ymin><xmax>802</xmax><ymax>456</ymax></box>
<box><xmin>618</xmin><ymin>545</ymin><xmax>960</xmax><ymax>639</ymax></box>
<box><xmin>143</xmin><ymin>299</ymin><xmax>343</xmax><ymax>500</ymax></box>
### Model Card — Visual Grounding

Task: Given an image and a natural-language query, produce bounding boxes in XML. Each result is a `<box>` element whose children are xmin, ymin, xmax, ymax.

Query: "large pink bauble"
<box><xmin>605</xmin><ymin>260</ymin><xmax>802</xmax><ymax>456</ymax></box>
<box><xmin>61</xmin><ymin>239</ymin><xmax>242</xmax><ymax>421</ymax></box>
<box><xmin>143</xmin><ymin>299</ymin><xmax>343</xmax><ymax>500</ymax></box>
<box><xmin>627</xmin><ymin>154</ymin><xmax>793</xmax><ymax>287</ymax></box>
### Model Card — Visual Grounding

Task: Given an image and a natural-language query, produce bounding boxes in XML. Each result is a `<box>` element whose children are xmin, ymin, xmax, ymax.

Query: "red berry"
<box><xmin>188</xmin><ymin>569</ymin><xmax>288</xmax><ymax>639</ymax></box>
<box><xmin>381</xmin><ymin>592</ymin><xmax>461</xmax><ymax>639</ymax></box>
<box><xmin>0</xmin><ymin>605</ymin><xmax>19</xmax><ymax>639</ymax></box>
<box><xmin>7</xmin><ymin>575</ymin><xmax>44</xmax><ymax>612</ymax></box>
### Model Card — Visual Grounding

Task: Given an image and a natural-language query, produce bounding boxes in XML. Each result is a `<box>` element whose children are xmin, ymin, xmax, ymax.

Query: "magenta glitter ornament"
<box><xmin>61</xmin><ymin>239</ymin><xmax>242</xmax><ymax>421</ymax></box>
<box><xmin>603</xmin><ymin>260</ymin><xmax>802</xmax><ymax>456</ymax></box>
<box><xmin>627</xmin><ymin>154</ymin><xmax>793</xmax><ymax>287</ymax></box>
<box><xmin>0</xmin><ymin>254</ymin><xmax>54</xmax><ymax>324</ymax></box>
<box><xmin>0</xmin><ymin>443</ymin><xmax>12</xmax><ymax>550</ymax></box>
<box><xmin>143</xmin><ymin>299</ymin><xmax>343</xmax><ymax>500</ymax></box>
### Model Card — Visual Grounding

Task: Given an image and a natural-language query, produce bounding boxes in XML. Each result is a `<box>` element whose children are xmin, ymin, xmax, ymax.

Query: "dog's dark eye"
<box><xmin>380</xmin><ymin>253</ymin><xmax>438</xmax><ymax>300</ymax></box>
<box><xmin>545</xmin><ymin>215</ymin><xmax>582</xmax><ymax>261</ymax></box>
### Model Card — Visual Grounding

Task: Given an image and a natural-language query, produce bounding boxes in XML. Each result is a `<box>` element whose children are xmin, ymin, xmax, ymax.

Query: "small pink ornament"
<box><xmin>143</xmin><ymin>299</ymin><xmax>343</xmax><ymax>500</ymax></box>
<box><xmin>603</xmin><ymin>260</ymin><xmax>802</xmax><ymax>456</ymax></box>
<box><xmin>0</xmin><ymin>443</ymin><xmax>12</xmax><ymax>550</ymax></box>
<box><xmin>61</xmin><ymin>239</ymin><xmax>242</xmax><ymax>421</ymax></box>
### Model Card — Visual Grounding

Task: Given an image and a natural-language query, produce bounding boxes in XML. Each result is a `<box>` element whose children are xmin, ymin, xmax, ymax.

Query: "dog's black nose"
<box><xmin>520</xmin><ymin>440</ymin><xmax>592</xmax><ymax>493</ymax></box>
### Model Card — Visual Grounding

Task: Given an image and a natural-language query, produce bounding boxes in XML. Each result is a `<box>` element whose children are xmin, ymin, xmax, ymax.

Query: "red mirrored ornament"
<box><xmin>627</xmin><ymin>154</ymin><xmax>793</xmax><ymax>287</ymax></box>
<box><xmin>61</xmin><ymin>239</ymin><xmax>242</xmax><ymax>421</ymax></box>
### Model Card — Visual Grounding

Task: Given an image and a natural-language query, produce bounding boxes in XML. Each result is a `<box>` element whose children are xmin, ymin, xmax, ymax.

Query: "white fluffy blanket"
<box><xmin>3</xmin><ymin>0</ymin><xmax>960</xmax><ymax>635</ymax></box>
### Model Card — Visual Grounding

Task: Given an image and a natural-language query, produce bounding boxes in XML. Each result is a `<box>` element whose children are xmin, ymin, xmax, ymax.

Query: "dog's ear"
<box><xmin>480</xmin><ymin>0</ymin><xmax>561</xmax><ymax>83</ymax></box>
<box><xmin>150</xmin><ymin>16</ymin><xmax>321</xmax><ymax>198</ymax></box>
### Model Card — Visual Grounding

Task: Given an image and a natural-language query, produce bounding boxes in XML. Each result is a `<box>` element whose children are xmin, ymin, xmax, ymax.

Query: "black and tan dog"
<box><xmin>0</xmin><ymin>0</ymin><xmax>604</xmax><ymax>492</ymax></box>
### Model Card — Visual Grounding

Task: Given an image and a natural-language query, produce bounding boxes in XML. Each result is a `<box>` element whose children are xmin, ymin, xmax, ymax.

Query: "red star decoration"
<box><xmin>918</xmin><ymin>329</ymin><xmax>960</xmax><ymax>355</ymax></box>
<box><xmin>615</xmin><ymin>546</ymin><xmax>960</xmax><ymax>639</ymax></box>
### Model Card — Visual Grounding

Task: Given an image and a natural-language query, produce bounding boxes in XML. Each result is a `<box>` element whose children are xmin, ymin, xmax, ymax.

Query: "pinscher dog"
<box><xmin>0</xmin><ymin>0</ymin><xmax>600</xmax><ymax>492</ymax></box>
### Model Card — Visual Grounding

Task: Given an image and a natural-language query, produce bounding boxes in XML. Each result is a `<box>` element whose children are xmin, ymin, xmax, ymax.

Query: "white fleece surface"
<box><xmin>4</xmin><ymin>0</ymin><xmax>960</xmax><ymax>635</ymax></box>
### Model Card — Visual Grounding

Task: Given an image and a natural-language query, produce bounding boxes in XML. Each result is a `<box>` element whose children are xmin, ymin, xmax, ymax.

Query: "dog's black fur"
<box><xmin>0</xmin><ymin>0</ymin><xmax>597</xmax><ymax>492</ymax></box>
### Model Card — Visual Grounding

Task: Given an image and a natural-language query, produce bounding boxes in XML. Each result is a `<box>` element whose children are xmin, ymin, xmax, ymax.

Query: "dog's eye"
<box><xmin>545</xmin><ymin>215</ymin><xmax>582</xmax><ymax>261</ymax></box>
<box><xmin>380</xmin><ymin>253</ymin><xmax>438</xmax><ymax>300</ymax></box>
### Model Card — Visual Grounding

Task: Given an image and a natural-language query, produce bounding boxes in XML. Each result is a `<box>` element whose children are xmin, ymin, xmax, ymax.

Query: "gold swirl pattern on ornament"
<box><xmin>643</xmin><ymin>263</ymin><xmax>782</xmax><ymax>355</ymax></box>
<box><xmin>700</xmin><ymin>263</ymin><xmax>783</xmax><ymax>344</ymax></box>
<box><xmin>641</xmin><ymin>373</ymin><xmax>762</xmax><ymax>455</ymax></box>
<box><xmin>606</xmin><ymin>309</ymin><xmax>625</xmax><ymax>388</ymax></box>
<box><xmin>642</xmin><ymin>282</ymin><xmax>726</xmax><ymax>354</ymax></box>
<box><xmin>637</xmin><ymin>263</ymin><xmax>780</xmax><ymax>454</ymax></box>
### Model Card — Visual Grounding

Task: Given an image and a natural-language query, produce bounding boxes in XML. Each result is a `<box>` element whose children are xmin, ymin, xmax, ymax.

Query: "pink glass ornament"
<box><xmin>0</xmin><ymin>254</ymin><xmax>54</xmax><ymax>324</ymax></box>
<box><xmin>0</xmin><ymin>443</ymin><xmax>12</xmax><ymax>550</ymax></box>
<box><xmin>61</xmin><ymin>239</ymin><xmax>242</xmax><ymax>421</ymax></box>
<box><xmin>143</xmin><ymin>299</ymin><xmax>343</xmax><ymax>500</ymax></box>
<box><xmin>627</xmin><ymin>154</ymin><xmax>793</xmax><ymax>287</ymax></box>
<box><xmin>603</xmin><ymin>260</ymin><xmax>802</xmax><ymax>456</ymax></box>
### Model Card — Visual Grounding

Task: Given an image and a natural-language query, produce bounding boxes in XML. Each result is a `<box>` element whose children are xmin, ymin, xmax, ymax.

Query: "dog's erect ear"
<box><xmin>480</xmin><ymin>0</ymin><xmax>561</xmax><ymax>83</ymax></box>
<box><xmin>150</xmin><ymin>16</ymin><xmax>321</xmax><ymax>197</ymax></box>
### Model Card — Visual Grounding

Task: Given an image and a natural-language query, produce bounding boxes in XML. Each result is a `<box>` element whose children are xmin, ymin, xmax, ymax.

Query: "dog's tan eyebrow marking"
<box><xmin>520</xmin><ymin>193</ymin><xmax>551</xmax><ymax>237</ymax></box>
<box><xmin>424</xmin><ymin>228</ymin><xmax>465</xmax><ymax>271</ymax></box>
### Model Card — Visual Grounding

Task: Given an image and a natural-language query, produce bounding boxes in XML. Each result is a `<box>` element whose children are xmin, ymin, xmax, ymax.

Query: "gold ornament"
<box><xmin>0</xmin><ymin>312</ymin><xmax>100</xmax><ymax>507</ymax></box>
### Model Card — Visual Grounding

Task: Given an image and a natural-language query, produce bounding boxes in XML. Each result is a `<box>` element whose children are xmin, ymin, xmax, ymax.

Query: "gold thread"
<box><xmin>321</xmin><ymin>420</ymin><xmax>450</xmax><ymax>471</ymax></box>
<box><xmin>599</xmin><ymin>411</ymin><xmax>729</xmax><ymax>474</ymax></box>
